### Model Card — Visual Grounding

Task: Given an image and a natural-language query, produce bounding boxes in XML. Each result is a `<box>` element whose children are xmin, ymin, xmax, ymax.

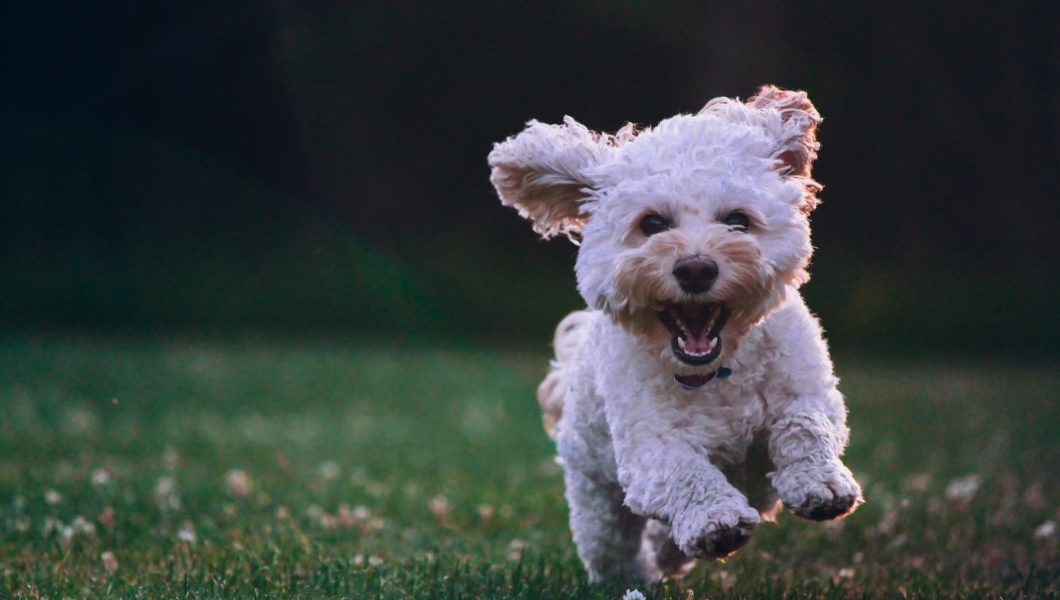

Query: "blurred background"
<box><xmin>3</xmin><ymin>0</ymin><xmax>1057</xmax><ymax>356</ymax></box>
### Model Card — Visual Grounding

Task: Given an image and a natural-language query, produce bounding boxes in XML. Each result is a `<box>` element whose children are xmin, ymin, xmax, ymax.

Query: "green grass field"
<box><xmin>0</xmin><ymin>336</ymin><xmax>1056</xmax><ymax>598</ymax></box>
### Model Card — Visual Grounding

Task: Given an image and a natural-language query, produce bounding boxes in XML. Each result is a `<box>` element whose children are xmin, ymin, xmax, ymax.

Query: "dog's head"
<box><xmin>490</xmin><ymin>86</ymin><xmax>822</xmax><ymax>386</ymax></box>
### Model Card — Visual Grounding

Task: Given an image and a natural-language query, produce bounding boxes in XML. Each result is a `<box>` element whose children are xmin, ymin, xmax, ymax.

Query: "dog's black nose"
<box><xmin>673</xmin><ymin>256</ymin><xmax>718</xmax><ymax>293</ymax></box>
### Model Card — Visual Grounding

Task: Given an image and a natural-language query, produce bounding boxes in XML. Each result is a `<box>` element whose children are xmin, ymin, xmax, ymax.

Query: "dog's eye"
<box><xmin>721</xmin><ymin>212</ymin><xmax>750</xmax><ymax>232</ymax></box>
<box><xmin>639</xmin><ymin>214</ymin><xmax>672</xmax><ymax>236</ymax></box>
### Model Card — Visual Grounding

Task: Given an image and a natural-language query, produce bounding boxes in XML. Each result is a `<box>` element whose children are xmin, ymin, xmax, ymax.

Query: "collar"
<box><xmin>674</xmin><ymin>366</ymin><xmax>732</xmax><ymax>390</ymax></box>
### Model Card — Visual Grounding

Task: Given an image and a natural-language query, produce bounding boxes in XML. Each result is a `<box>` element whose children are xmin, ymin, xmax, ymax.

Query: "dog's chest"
<box><xmin>598</xmin><ymin>358</ymin><xmax>771</xmax><ymax>467</ymax></box>
<box><xmin>581</xmin><ymin>312</ymin><xmax>784</xmax><ymax>472</ymax></box>
<box><xmin>668</xmin><ymin>381</ymin><xmax>769</xmax><ymax>465</ymax></box>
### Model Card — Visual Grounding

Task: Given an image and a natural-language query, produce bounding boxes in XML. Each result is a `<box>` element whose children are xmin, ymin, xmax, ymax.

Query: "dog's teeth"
<box><xmin>677</xmin><ymin>337</ymin><xmax>686</xmax><ymax>349</ymax></box>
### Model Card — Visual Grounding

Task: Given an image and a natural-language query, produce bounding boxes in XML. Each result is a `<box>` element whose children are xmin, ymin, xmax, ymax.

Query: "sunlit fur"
<box><xmin>489</xmin><ymin>86</ymin><xmax>862</xmax><ymax>583</ymax></box>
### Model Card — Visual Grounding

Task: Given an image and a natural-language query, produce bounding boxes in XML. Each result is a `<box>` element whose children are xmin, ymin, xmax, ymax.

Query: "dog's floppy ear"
<box><xmin>747</xmin><ymin>85</ymin><xmax>821</xmax><ymax>180</ymax></box>
<box><xmin>720</xmin><ymin>85</ymin><xmax>822</xmax><ymax>213</ymax></box>
<box><xmin>489</xmin><ymin>117</ymin><xmax>609</xmax><ymax>239</ymax></box>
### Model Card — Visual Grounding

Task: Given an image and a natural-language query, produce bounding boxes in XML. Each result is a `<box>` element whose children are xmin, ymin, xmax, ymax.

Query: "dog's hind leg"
<box><xmin>637</xmin><ymin>520</ymin><xmax>694</xmax><ymax>582</ymax></box>
<box><xmin>564</xmin><ymin>467</ymin><xmax>646</xmax><ymax>583</ymax></box>
<box><xmin>537</xmin><ymin>310</ymin><xmax>593</xmax><ymax>438</ymax></box>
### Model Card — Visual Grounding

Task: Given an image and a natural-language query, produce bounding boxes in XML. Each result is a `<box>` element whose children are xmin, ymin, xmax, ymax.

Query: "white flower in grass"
<box><xmin>336</xmin><ymin>504</ymin><xmax>378</xmax><ymax>529</ymax></box>
<box><xmin>177</xmin><ymin>522</ymin><xmax>197</xmax><ymax>544</ymax></box>
<box><xmin>98</xmin><ymin>506</ymin><xmax>116</xmax><ymax>528</ymax></box>
<box><xmin>945</xmin><ymin>474</ymin><xmax>982</xmax><ymax>503</ymax></box>
<box><xmin>72</xmin><ymin>516</ymin><xmax>96</xmax><ymax>536</ymax></box>
<box><xmin>303</xmin><ymin>504</ymin><xmax>335</xmax><ymax>528</ymax></box>
<box><xmin>225</xmin><ymin>469</ymin><xmax>253</xmax><ymax>498</ymax></box>
<box><xmin>62</xmin><ymin>407</ymin><xmax>98</xmax><ymax>434</ymax></box>
<box><xmin>318</xmin><ymin>461</ymin><xmax>341</xmax><ymax>481</ymax></box>
<box><xmin>155</xmin><ymin>476</ymin><xmax>176</xmax><ymax>496</ymax></box>
<box><xmin>338</xmin><ymin>505</ymin><xmax>357</xmax><ymax>527</ymax></box>
<box><xmin>101</xmin><ymin>551</ymin><xmax>119</xmax><ymax>573</ymax></box>
<box><xmin>368</xmin><ymin>555</ymin><xmax>384</xmax><ymax>567</ymax></box>
<box><xmin>155</xmin><ymin>476</ymin><xmax>181</xmax><ymax>511</ymax></box>
<box><xmin>832</xmin><ymin>567</ymin><xmax>857</xmax><ymax>586</ymax></box>
<box><xmin>91</xmin><ymin>469</ymin><xmax>111</xmax><ymax>488</ymax></box>
<box><xmin>1034</xmin><ymin>520</ymin><xmax>1056</xmax><ymax>540</ymax></box>
<box><xmin>366</xmin><ymin>481</ymin><xmax>389</xmax><ymax>499</ymax></box>
<box><xmin>507</xmin><ymin>538</ymin><xmax>525</xmax><ymax>561</ymax></box>
<box><xmin>429</xmin><ymin>495</ymin><xmax>450</xmax><ymax>519</ymax></box>
<box><xmin>320</xmin><ymin>513</ymin><xmax>337</xmax><ymax>529</ymax></box>
<box><xmin>44</xmin><ymin>489</ymin><xmax>62</xmax><ymax>505</ymax></box>
<box><xmin>622</xmin><ymin>590</ymin><xmax>646</xmax><ymax>600</ymax></box>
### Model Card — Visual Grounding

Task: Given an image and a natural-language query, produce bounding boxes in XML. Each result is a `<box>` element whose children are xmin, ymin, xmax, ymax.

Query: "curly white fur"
<box><xmin>489</xmin><ymin>86</ymin><xmax>862</xmax><ymax>583</ymax></box>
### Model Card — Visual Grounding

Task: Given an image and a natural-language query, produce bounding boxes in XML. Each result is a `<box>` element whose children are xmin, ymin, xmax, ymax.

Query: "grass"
<box><xmin>0</xmin><ymin>335</ymin><xmax>1056</xmax><ymax>598</ymax></box>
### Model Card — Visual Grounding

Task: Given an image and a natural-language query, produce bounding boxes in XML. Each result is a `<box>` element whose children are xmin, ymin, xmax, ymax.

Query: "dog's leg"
<box><xmin>637</xmin><ymin>520</ymin><xmax>694</xmax><ymax>582</ymax></box>
<box><xmin>768</xmin><ymin>410</ymin><xmax>862</xmax><ymax>520</ymax></box>
<box><xmin>602</xmin><ymin>379</ymin><xmax>761</xmax><ymax>561</ymax></box>
<box><xmin>754</xmin><ymin>295</ymin><xmax>862</xmax><ymax>520</ymax></box>
<box><xmin>563</xmin><ymin>468</ymin><xmax>646</xmax><ymax>583</ymax></box>
<box><xmin>610</xmin><ymin>432</ymin><xmax>761</xmax><ymax>561</ymax></box>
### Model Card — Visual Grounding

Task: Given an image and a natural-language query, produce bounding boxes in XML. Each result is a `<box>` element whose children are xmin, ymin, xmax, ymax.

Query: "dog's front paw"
<box><xmin>674</xmin><ymin>503</ymin><xmax>760</xmax><ymax>559</ymax></box>
<box><xmin>772</xmin><ymin>461</ymin><xmax>862</xmax><ymax>521</ymax></box>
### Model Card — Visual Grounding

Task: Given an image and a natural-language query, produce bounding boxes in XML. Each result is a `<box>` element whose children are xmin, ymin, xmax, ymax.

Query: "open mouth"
<box><xmin>657</xmin><ymin>302</ymin><xmax>731</xmax><ymax>367</ymax></box>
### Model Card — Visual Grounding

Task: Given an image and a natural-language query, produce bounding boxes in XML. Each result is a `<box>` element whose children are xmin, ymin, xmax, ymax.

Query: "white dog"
<box><xmin>489</xmin><ymin>86</ymin><xmax>863</xmax><ymax>583</ymax></box>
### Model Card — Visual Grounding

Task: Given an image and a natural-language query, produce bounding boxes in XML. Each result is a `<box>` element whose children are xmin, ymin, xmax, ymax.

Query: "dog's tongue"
<box><xmin>680</xmin><ymin>304</ymin><xmax>714</xmax><ymax>354</ymax></box>
<box><xmin>679</xmin><ymin>304</ymin><xmax>711</xmax><ymax>332</ymax></box>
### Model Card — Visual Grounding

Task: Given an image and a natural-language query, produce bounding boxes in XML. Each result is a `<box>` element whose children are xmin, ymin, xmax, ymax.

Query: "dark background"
<box><xmin>3</xmin><ymin>1</ymin><xmax>1057</xmax><ymax>355</ymax></box>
